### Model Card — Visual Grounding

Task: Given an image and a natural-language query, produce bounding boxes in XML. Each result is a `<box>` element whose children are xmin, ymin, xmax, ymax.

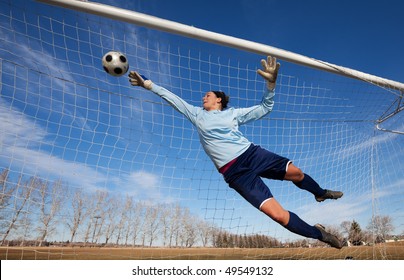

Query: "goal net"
<box><xmin>0</xmin><ymin>0</ymin><xmax>403</xmax><ymax>260</ymax></box>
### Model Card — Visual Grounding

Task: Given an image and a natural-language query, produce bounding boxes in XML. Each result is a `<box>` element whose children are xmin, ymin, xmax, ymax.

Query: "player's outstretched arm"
<box><xmin>257</xmin><ymin>56</ymin><xmax>280</xmax><ymax>91</ymax></box>
<box><xmin>128</xmin><ymin>71</ymin><xmax>153</xmax><ymax>90</ymax></box>
<box><xmin>128</xmin><ymin>71</ymin><xmax>199</xmax><ymax>123</ymax></box>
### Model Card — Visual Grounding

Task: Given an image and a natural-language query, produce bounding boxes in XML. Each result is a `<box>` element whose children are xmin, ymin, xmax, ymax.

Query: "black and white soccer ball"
<box><xmin>102</xmin><ymin>51</ymin><xmax>129</xmax><ymax>77</ymax></box>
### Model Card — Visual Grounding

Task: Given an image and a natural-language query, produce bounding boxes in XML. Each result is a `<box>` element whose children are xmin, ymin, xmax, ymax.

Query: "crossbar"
<box><xmin>37</xmin><ymin>0</ymin><xmax>404</xmax><ymax>92</ymax></box>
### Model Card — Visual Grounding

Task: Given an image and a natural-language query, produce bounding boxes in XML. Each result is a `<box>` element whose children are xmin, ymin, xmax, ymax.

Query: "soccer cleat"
<box><xmin>315</xmin><ymin>224</ymin><xmax>343</xmax><ymax>249</ymax></box>
<box><xmin>315</xmin><ymin>189</ymin><xmax>343</xmax><ymax>202</ymax></box>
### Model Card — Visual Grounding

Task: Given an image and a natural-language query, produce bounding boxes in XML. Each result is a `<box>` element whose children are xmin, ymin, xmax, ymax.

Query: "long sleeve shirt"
<box><xmin>150</xmin><ymin>83</ymin><xmax>275</xmax><ymax>169</ymax></box>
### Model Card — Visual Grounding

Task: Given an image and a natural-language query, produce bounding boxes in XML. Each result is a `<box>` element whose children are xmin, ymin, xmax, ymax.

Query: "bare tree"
<box><xmin>92</xmin><ymin>191</ymin><xmax>109</xmax><ymax>244</ymax></box>
<box><xmin>1</xmin><ymin>175</ymin><xmax>37</xmax><ymax>245</ymax></box>
<box><xmin>130</xmin><ymin>201</ymin><xmax>145</xmax><ymax>247</ymax></box>
<box><xmin>168</xmin><ymin>204</ymin><xmax>182</xmax><ymax>247</ymax></box>
<box><xmin>82</xmin><ymin>191</ymin><xmax>99</xmax><ymax>245</ymax></box>
<box><xmin>367</xmin><ymin>215</ymin><xmax>394</xmax><ymax>243</ymax></box>
<box><xmin>0</xmin><ymin>168</ymin><xmax>8</xmax><ymax>186</ymax></box>
<box><xmin>340</xmin><ymin>220</ymin><xmax>351</xmax><ymax>237</ymax></box>
<box><xmin>0</xmin><ymin>169</ymin><xmax>17</xmax><ymax>236</ymax></box>
<box><xmin>143</xmin><ymin>204</ymin><xmax>159</xmax><ymax>247</ymax></box>
<box><xmin>121</xmin><ymin>196</ymin><xmax>134</xmax><ymax>246</ymax></box>
<box><xmin>0</xmin><ymin>169</ymin><xmax>15</xmax><ymax>212</ymax></box>
<box><xmin>115</xmin><ymin>195</ymin><xmax>132</xmax><ymax>245</ymax></box>
<box><xmin>80</xmin><ymin>190</ymin><xmax>109</xmax><ymax>245</ymax></box>
<box><xmin>67</xmin><ymin>188</ymin><xmax>91</xmax><ymax>242</ymax></box>
<box><xmin>159</xmin><ymin>203</ymin><xmax>171</xmax><ymax>247</ymax></box>
<box><xmin>197</xmin><ymin>219</ymin><xmax>215</xmax><ymax>247</ymax></box>
<box><xmin>16</xmin><ymin>209</ymin><xmax>34</xmax><ymax>246</ymax></box>
<box><xmin>36</xmin><ymin>179</ymin><xmax>65</xmax><ymax>246</ymax></box>
<box><xmin>103</xmin><ymin>195</ymin><xmax>120</xmax><ymax>245</ymax></box>
<box><xmin>180</xmin><ymin>207</ymin><xmax>197</xmax><ymax>247</ymax></box>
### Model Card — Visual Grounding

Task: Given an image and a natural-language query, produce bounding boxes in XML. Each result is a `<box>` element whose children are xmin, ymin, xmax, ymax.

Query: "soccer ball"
<box><xmin>102</xmin><ymin>51</ymin><xmax>129</xmax><ymax>77</ymax></box>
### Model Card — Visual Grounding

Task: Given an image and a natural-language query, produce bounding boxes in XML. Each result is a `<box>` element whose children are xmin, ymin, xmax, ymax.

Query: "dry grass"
<box><xmin>1</xmin><ymin>242</ymin><xmax>404</xmax><ymax>260</ymax></box>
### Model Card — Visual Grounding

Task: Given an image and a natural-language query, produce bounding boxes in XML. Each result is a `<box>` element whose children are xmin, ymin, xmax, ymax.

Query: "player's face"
<box><xmin>203</xmin><ymin>92</ymin><xmax>222</xmax><ymax>111</ymax></box>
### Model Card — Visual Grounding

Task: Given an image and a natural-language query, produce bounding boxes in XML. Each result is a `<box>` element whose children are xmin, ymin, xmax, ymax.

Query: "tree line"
<box><xmin>213</xmin><ymin>232</ymin><xmax>282</xmax><ymax>248</ymax></box>
<box><xmin>0</xmin><ymin>168</ymin><xmax>399</xmax><ymax>248</ymax></box>
<box><xmin>0</xmin><ymin>169</ymin><xmax>220</xmax><ymax>247</ymax></box>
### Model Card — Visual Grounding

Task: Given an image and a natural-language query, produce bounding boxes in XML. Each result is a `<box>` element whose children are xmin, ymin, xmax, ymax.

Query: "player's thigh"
<box><xmin>228</xmin><ymin>174</ymin><xmax>273</xmax><ymax>210</ymax></box>
<box><xmin>253</xmin><ymin>147</ymin><xmax>290</xmax><ymax>180</ymax></box>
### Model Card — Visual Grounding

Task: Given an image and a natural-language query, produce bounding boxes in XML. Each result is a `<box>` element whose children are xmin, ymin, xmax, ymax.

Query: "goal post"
<box><xmin>37</xmin><ymin>0</ymin><xmax>404</xmax><ymax>92</ymax></box>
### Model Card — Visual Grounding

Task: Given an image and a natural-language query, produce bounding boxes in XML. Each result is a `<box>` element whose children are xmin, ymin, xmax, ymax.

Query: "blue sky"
<box><xmin>125</xmin><ymin>0</ymin><xmax>404</xmax><ymax>81</ymax></box>
<box><xmin>1</xmin><ymin>0</ymin><xmax>403</xmax><ymax>241</ymax></box>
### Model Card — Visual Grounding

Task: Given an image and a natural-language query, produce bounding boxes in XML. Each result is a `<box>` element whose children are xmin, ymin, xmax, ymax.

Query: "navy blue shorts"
<box><xmin>221</xmin><ymin>144</ymin><xmax>291</xmax><ymax>210</ymax></box>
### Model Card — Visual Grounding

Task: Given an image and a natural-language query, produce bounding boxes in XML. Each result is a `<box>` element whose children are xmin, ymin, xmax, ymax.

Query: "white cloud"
<box><xmin>297</xmin><ymin>184</ymin><xmax>400</xmax><ymax>228</ymax></box>
<box><xmin>0</xmin><ymin>98</ymin><xmax>169</xmax><ymax>199</ymax></box>
<box><xmin>118</xmin><ymin>170</ymin><xmax>165</xmax><ymax>201</ymax></box>
<box><xmin>128</xmin><ymin>170</ymin><xmax>159</xmax><ymax>189</ymax></box>
<box><xmin>337</xmin><ymin>130</ymin><xmax>399</xmax><ymax>160</ymax></box>
<box><xmin>0</xmin><ymin>31</ymin><xmax>166</xmax><ymax>197</ymax></box>
<box><xmin>0</xmin><ymin>98</ymin><xmax>105</xmax><ymax>189</ymax></box>
<box><xmin>0</xmin><ymin>101</ymin><xmax>47</xmax><ymax>147</ymax></box>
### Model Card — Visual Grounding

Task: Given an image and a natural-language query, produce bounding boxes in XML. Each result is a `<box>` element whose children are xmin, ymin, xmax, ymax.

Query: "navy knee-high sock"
<box><xmin>284</xmin><ymin>211</ymin><xmax>322</xmax><ymax>239</ymax></box>
<box><xmin>294</xmin><ymin>173</ymin><xmax>326</xmax><ymax>197</ymax></box>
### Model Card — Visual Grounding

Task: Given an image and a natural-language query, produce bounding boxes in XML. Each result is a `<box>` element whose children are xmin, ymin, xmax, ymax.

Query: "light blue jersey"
<box><xmin>150</xmin><ymin>84</ymin><xmax>275</xmax><ymax>169</ymax></box>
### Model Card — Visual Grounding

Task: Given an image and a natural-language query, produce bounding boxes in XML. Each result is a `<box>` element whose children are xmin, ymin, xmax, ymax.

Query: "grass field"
<box><xmin>1</xmin><ymin>242</ymin><xmax>404</xmax><ymax>260</ymax></box>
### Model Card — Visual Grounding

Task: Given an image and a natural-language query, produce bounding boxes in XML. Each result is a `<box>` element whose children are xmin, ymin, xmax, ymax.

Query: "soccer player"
<box><xmin>129</xmin><ymin>56</ymin><xmax>343</xmax><ymax>249</ymax></box>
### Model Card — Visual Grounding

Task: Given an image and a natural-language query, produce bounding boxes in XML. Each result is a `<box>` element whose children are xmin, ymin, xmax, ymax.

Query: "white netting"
<box><xmin>0</xmin><ymin>0</ymin><xmax>403</xmax><ymax>260</ymax></box>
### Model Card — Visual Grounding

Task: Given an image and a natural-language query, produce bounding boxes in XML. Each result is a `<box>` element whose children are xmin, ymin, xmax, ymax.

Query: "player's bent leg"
<box><xmin>285</xmin><ymin>164</ymin><xmax>326</xmax><ymax>197</ymax></box>
<box><xmin>259</xmin><ymin>197</ymin><xmax>290</xmax><ymax>226</ymax></box>
<box><xmin>260</xmin><ymin>198</ymin><xmax>342</xmax><ymax>248</ymax></box>
<box><xmin>285</xmin><ymin>163</ymin><xmax>343</xmax><ymax>202</ymax></box>
<box><xmin>283</xmin><ymin>163</ymin><xmax>304</xmax><ymax>182</ymax></box>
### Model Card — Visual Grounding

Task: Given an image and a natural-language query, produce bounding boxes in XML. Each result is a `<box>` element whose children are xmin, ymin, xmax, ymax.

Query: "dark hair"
<box><xmin>211</xmin><ymin>90</ymin><xmax>230</xmax><ymax>109</ymax></box>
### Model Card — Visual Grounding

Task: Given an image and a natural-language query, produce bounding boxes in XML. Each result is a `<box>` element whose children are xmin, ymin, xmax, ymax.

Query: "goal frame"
<box><xmin>37</xmin><ymin>0</ymin><xmax>404</xmax><ymax>92</ymax></box>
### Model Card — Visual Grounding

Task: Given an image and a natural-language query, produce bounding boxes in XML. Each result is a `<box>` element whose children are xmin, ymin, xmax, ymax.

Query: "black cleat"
<box><xmin>315</xmin><ymin>224</ymin><xmax>343</xmax><ymax>249</ymax></box>
<box><xmin>315</xmin><ymin>189</ymin><xmax>343</xmax><ymax>202</ymax></box>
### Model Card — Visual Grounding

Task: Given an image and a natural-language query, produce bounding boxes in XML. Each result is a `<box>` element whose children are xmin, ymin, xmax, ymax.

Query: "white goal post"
<box><xmin>37</xmin><ymin>0</ymin><xmax>404</xmax><ymax>92</ymax></box>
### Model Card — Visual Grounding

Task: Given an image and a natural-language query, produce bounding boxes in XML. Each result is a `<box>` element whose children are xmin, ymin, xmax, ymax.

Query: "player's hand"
<box><xmin>257</xmin><ymin>56</ymin><xmax>280</xmax><ymax>91</ymax></box>
<box><xmin>128</xmin><ymin>71</ymin><xmax>152</xmax><ymax>90</ymax></box>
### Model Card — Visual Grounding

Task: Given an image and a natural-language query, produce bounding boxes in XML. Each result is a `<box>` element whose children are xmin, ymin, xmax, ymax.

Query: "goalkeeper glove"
<box><xmin>257</xmin><ymin>56</ymin><xmax>280</xmax><ymax>91</ymax></box>
<box><xmin>128</xmin><ymin>71</ymin><xmax>153</xmax><ymax>90</ymax></box>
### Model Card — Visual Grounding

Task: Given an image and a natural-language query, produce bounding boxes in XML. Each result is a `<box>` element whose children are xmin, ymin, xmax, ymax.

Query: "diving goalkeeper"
<box><xmin>129</xmin><ymin>56</ymin><xmax>343</xmax><ymax>249</ymax></box>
